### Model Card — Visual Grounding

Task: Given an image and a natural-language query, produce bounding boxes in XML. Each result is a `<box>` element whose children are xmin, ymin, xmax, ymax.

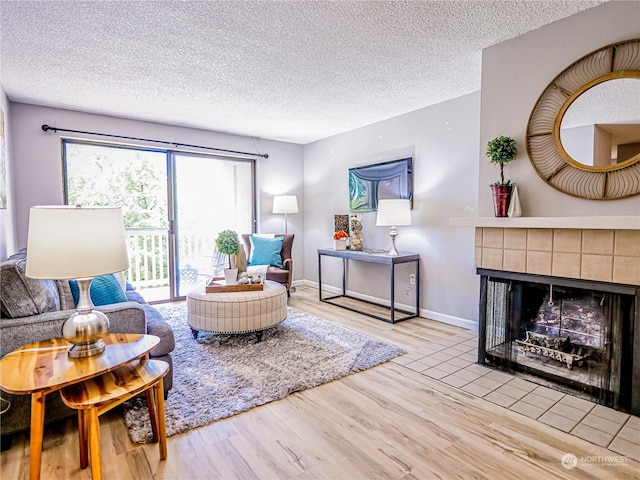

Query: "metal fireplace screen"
<box><xmin>481</xmin><ymin>277</ymin><xmax>632</xmax><ymax>411</ymax></box>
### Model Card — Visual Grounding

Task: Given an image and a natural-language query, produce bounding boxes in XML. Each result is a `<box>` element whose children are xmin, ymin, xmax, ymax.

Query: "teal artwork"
<box><xmin>348</xmin><ymin>158</ymin><xmax>413</xmax><ymax>213</ymax></box>
<box><xmin>349</xmin><ymin>174</ymin><xmax>370</xmax><ymax>212</ymax></box>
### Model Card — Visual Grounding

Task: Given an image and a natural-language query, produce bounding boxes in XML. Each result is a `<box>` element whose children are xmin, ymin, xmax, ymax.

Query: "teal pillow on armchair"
<box><xmin>69</xmin><ymin>273</ymin><xmax>128</xmax><ymax>307</ymax></box>
<box><xmin>248</xmin><ymin>235</ymin><xmax>284</xmax><ymax>268</ymax></box>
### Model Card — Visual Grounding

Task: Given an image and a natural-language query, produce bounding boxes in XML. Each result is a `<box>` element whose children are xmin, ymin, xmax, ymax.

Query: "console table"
<box><xmin>318</xmin><ymin>249</ymin><xmax>420</xmax><ymax>323</ymax></box>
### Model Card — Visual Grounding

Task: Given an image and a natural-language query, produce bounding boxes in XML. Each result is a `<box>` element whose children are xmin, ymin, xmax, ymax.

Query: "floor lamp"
<box><xmin>273</xmin><ymin>195</ymin><xmax>298</xmax><ymax>234</ymax></box>
<box><xmin>376</xmin><ymin>199</ymin><xmax>412</xmax><ymax>256</ymax></box>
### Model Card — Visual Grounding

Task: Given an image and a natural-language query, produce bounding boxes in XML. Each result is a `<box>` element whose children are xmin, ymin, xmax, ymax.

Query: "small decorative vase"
<box><xmin>224</xmin><ymin>268</ymin><xmax>238</xmax><ymax>284</ymax></box>
<box><xmin>508</xmin><ymin>185</ymin><xmax>522</xmax><ymax>217</ymax></box>
<box><xmin>349</xmin><ymin>215</ymin><xmax>363</xmax><ymax>251</ymax></box>
<box><xmin>491</xmin><ymin>185</ymin><xmax>514</xmax><ymax>217</ymax></box>
<box><xmin>236</xmin><ymin>245</ymin><xmax>247</xmax><ymax>274</ymax></box>
<box><xmin>333</xmin><ymin>239</ymin><xmax>347</xmax><ymax>250</ymax></box>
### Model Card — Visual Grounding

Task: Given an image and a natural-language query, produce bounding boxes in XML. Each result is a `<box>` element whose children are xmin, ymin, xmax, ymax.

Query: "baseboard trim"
<box><xmin>300</xmin><ymin>280</ymin><xmax>477</xmax><ymax>331</ymax></box>
<box><xmin>421</xmin><ymin>309</ymin><xmax>478</xmax><ymax>331</ymax></box>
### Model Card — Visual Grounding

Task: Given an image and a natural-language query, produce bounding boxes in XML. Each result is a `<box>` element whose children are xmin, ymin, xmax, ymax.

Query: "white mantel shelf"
<box><xmin>449</xmin><ymin>216</ymin><xmax>640</xmax><ymax>230</ymax></box>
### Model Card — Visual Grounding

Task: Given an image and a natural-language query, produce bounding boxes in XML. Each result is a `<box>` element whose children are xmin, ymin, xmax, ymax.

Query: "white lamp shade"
<box><xmin>376</xmin><ymin>199</ymin><xmax>412</xmax><ymax>226</ymax></box>
<box><xmin>273</xmin><ymin>195</ymin><xmax>299</xmax><ymax>214</ymax></box>
<box><xmin>26</xmin><ymin>206</ymin><xmax>130</xmax><ymax>279</ymax></box>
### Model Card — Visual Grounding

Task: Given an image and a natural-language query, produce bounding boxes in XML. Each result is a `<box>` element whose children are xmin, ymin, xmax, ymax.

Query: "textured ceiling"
<box><xmin>0</xmin><ymin>0</ymin><xmax>605</xmax><ymax>144</ymax></box>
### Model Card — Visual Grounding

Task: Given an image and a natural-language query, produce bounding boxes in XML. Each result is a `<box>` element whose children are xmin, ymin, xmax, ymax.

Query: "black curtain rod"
<box><xmin>41</xmin><ymin>124</ymin><xmax>269</xmax><ymax>159</ymax></box>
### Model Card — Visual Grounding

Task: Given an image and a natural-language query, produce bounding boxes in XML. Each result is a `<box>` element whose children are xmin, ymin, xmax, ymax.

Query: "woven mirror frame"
<box><xmin>526</xmin><ymin>39</ymin><xmax>640</xmax><ymax>200</ymax></box>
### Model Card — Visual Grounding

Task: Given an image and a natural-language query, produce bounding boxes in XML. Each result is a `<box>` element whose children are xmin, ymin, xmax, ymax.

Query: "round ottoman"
<box><xmin>186</xmin><ymin>280</ymin><xmax>288</xmax><ymax>340</ymax></box>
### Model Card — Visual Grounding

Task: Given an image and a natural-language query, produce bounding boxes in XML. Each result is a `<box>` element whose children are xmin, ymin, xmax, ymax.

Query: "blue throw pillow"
<box><xmin>69</xmin><ymin>274</ymin><xmax>128</xmax><ymax>307</ymax></box>
<box><xmin>249</xmin><ymin>235</ymin><xmax>284</xmax><ymax>268</ymax></box>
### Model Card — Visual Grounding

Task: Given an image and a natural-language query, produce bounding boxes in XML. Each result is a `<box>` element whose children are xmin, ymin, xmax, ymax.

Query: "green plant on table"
<box><xmin>215</xmin><ymin>229</ymin><xmax>239</xmax><ymax>268</ymax></box>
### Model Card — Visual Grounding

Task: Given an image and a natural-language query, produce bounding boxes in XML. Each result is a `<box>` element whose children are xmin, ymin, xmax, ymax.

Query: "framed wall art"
<box><xmin>348</xmin><ymin>157</ymin><xmax>413</xmax><ymax>212</ymax></box>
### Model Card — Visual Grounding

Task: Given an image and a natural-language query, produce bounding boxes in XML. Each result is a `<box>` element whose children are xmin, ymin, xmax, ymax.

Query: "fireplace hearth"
<box><xmin>478</xmin><ymin>269</ymin><xmax>639</xmax><ymax>415</ymax></box>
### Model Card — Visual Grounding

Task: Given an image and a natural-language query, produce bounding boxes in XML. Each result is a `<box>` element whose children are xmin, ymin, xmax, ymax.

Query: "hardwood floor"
<box><xmin>2</xmin><ymin>286</ymin><xmax>639</xmax><ymax>479</ymax></box>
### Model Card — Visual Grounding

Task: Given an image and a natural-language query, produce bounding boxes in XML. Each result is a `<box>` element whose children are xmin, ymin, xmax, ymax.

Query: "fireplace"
<box><xmin>478</xmin><ymin>268</ymin><xmax>639</xmax><ymax>415</ymax></box>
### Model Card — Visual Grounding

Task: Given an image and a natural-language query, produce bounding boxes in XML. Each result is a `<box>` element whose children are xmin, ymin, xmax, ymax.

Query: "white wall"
<box><xmin>0</xmin><ymin>88</ymin><xmax>16</xmax><ymax>259</ymax></box>
<box><xmin>593</xmin><ymin>125</ymin><xmax>612</xmax><ymax>167</ymax></box>
<box><xmin>9</xmin><ymin>103</ymin><xmax>305</xmax><ymax>282</ymax></box>
<box><xmin>562</xmin><ymin>125</ymin><xmax>595</xmax><ymax>166</ymax></box>
<box><xmin>303</xmin><ymin>93</ymin><xmax>481</xmax><ymax>329</ymax></box>
<box><xmin>479</xmin><ymin>1</ymin><xmax>640</xmax><ymax>216</ymax></box>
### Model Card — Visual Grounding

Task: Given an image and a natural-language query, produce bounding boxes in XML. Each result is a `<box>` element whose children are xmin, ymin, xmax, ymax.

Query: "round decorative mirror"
<box><xmin>527</xmin><ymin>39</ymin><xmax>640</xmax><ymax>200</ymax></box>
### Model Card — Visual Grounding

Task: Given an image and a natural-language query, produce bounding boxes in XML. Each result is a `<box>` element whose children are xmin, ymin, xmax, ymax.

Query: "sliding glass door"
<box><xmin>172</xmin><ymin>153</ymin><xmax>255</xmax><ymax>297</ymax></box>
<box><xmin>64</xmin><ymin>141</ymin><xmax>256</xmax><ymax>301</ymax></box>
<box><xmin>64</xmin><ymin>141</ymin><xmax>170</xmax><ymax>301</ymax></box>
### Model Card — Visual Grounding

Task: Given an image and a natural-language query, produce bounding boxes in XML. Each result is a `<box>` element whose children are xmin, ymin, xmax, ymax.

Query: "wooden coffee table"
<box><xmin>0</xmin><ymin>333</ymin><xmax>160</xmax><ymax>480</ymax></box>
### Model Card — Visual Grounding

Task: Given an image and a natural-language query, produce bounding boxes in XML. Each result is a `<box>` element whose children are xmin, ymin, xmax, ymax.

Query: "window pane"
<box><xmin>64</xmin><ymin>142</ymin><xmax>170</xmax><ymax>301</ymax></box>
<box><xmin>174</xmin><ymin>153</ymin><xmax>254</xmax><ymax>296</ymax></box>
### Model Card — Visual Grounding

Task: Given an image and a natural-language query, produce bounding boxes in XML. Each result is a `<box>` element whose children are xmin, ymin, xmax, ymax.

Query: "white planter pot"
<box><xmin>333</xmin><ymin>239</ymin><xmax>347</xmax><ymax>250</ymax></box>
<box><xmin>224</xmin><ymin>268</ymin><xmax>238</xmax><ymax>284</ymax></box>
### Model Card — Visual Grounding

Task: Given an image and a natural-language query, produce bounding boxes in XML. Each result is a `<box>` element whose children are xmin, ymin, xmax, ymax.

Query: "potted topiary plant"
<box><xmin>215</xmin><ymin>229</ymin><xmax>240</xmax><ymax>284</ymax></box>
<box><xmin>486</xmin><ymin>135</ymin><xmax>518</xmax><ymax>217</ymax></box>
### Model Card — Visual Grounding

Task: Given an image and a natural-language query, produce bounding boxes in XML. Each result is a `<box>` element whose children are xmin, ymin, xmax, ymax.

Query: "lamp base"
<box><xmin>61</xmin><ymin>308</ymin><xmax>110</xmax><ymax>358</ymax></box>
<box><xmin>386</xmin><ymin>226</ymin><xmax>400</xmax><ymax>256</ymax></box>
<box><xmin>68</xmin><ymin>339</ymin><xmax>106</xmax><ymax>358</ymax></box>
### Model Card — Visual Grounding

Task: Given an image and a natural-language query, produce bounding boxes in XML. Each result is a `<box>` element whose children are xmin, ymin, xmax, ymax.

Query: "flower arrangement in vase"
<box><xmin>333</xmin><ymin>230</ymin><xmax>348</xmax><ymax>250</ymax></box>
<box><xmin>349</xmin><ymin>215</ymin><xmax>363</xmax><ymax>251</ymax></box>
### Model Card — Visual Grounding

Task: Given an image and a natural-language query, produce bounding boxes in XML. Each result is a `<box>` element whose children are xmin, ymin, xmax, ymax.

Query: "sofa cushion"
<box><xmin>248</xmin><ymin>235</ymin><xmax>284</xmax><ymax>268</ymax></box>
<box><xmin>143</xmin><ymin>304</ymin><xmax>176</xmax><ymax>356</ymax></box>
<box><xmin>56</xmin><ymin>279</ymin><xmax>75</xmax><ymax>310</ymax></box>
<box><xmin>0</xmin><ymin>255</ymin><xmax>60</xmax><ymax>318</ymax></box>
<box><xmin>69</xmin><ymin>274</ymin><xmax>128</xmax><ymax>307</ymax></box>
<box><xmin>114</xmin><ymin>271</ymin><xmax>127</xmax><ymax>291</ymax></box>
<box><xmin>125</xmin><ymin>289</ymin><xmax>148</xmax><ymax>305</ymax></box>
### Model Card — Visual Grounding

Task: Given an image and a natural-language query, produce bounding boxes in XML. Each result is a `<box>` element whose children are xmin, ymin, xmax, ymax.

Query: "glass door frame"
<box><xmin>62</xmin><ymin>139</ymin><xmax>172</xmax><ymax>302</ymax></box>
<box><xmin>168</xmin><ymin>150</ymin><xmax>257</xmax><ymax>300</ymax></box>
<box><xmin>62</xmin><ymin>139</ymin><xmax>257</xmax><ymax>303</ymax></box>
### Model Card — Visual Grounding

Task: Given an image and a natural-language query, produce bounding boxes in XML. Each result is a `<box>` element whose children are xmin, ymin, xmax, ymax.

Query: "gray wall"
<box><xmin>0</xmin><ymin>87</ymin><xmax>16</xmax><ymax>259</ymax></box>
<box><xmin>8</xmin><ymin>103</ymin><xmax>305</xmax><ymax>282</ymax></box>
<box><xmin>478</xmin><ymin>0</ymin><xmax>640</xmax><ymax>217</ymax></box>
<box><xmin>303</xmin><ymin>93</ymin><xmax>481</xmax><ymax>329</ymax></box>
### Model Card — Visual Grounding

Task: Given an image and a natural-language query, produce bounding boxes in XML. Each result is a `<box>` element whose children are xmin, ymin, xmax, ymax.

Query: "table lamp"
<box><xmin>273</xmin><ymin>195</ymin><xmax>298</xmax><ymax>234</ymax></box>
<box><xmin>376</xmin><ymin>199</ymin><xmax>412</xmax><ymax>256</ymax></box>
<box><xmin>26</xmin><ymin>206</ymin><xmax>130</xmax><ymax>358</ymax></box>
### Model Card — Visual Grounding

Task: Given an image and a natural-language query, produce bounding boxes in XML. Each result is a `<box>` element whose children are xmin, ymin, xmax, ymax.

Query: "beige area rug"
<box><xmin>123</xmin><ymin>303</ymin><xmax>405</xmax><ymax>443</ymax></box>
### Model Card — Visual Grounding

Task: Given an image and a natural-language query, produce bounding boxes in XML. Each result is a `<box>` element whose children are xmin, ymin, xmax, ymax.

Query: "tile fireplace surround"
<box><xmin>450</xmin><ymin>216</ymin><xmax>639</xmax><ymax>285</ymax></box>
<box><xmin>474</xmin><ymin>228</ymin><xmax>639</xmax><ymax>285</ymax></box>
<box><xmin>450</xmin><ymin>216</ymin><xmax>640</xmax><ymax>416</ymax></box>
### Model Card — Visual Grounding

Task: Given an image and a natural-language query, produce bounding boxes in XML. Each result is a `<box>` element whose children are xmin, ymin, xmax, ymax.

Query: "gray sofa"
<box><xmin>0</xmin><ymin>250</ymin><xmax>175</xmax><ymax>446</ymax></box>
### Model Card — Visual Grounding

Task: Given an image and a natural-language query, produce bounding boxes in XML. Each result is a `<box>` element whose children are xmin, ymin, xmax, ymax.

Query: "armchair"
<box><xmin>241</xmin><ymin>234</ymin><xmax>294</xmax><ymax>295</ymax></box>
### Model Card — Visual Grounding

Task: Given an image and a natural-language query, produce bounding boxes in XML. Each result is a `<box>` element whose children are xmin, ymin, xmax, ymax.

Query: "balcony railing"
<box><xmin>124</xmin><ymin>228</ymin><xmax>217</xmax><ymax>291</ymax></box>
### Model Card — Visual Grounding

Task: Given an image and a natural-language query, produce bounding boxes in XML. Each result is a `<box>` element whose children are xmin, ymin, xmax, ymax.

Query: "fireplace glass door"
<box><xmin>480</xmin><ymin>274</ymin><xmax>635</xmax><ymax>413</ymax></box>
